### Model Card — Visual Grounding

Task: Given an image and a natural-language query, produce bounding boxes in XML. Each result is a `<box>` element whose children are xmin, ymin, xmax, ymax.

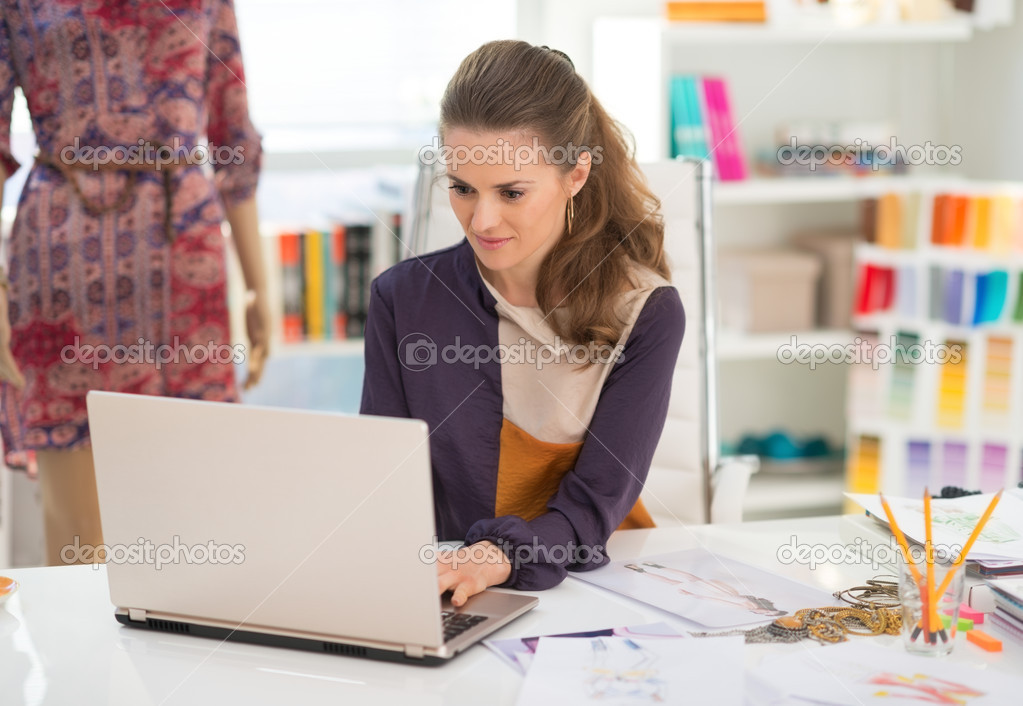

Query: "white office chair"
<box><xmin>406</xmin><ymin>157</ymin><xmax>756</xmax><ymax>526</ymax></box>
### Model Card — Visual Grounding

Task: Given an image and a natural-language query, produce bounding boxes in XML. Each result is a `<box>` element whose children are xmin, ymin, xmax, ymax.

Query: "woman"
<box><xmin>0</xmin><ymin>0</ymin><xmax>268</xmax><ymax>565</ymax></box>
<box><xmin>360</xmin><ymin>41</ymin><xmax>685</xmax><ymax>604</ymax></box>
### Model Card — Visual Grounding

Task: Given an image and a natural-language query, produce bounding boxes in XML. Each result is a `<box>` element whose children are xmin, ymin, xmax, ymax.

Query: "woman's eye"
<box><xmin>503</xmin><ymin>190</ymin><xmax>524</xmax><ymax>201</ymax></box>
<box><xmin>448</xmin><ymin>184</ymin><xmax>473</xmax><ymax>197</ymax></box>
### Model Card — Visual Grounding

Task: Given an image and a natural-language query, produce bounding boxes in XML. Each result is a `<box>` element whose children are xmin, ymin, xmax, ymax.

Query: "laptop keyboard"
<box><xmin>441</xmin><ymin>611</ymin><xmax>488</xmax><ymax>642</ymax></box>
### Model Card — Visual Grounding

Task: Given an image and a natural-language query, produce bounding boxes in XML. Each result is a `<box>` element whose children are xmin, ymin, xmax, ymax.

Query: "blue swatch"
<box><xmin>973</xmin><ymin>270</ymin><xmax>1009</xmax><ymax>325</ymax></box>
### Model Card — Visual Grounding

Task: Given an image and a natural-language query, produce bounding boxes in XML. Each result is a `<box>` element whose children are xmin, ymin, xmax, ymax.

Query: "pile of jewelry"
<box><xmin>691</xmin><ymin>577</ymin><xmax>903</xmax><ymax>645</ymax></box>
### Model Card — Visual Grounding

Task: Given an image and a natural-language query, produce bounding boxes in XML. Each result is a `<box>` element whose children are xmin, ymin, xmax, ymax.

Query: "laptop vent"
<box><xmin>147</xmin><ymin>618</ymin><xmax>192</xmax><ymax>634</ymax></box>
<box><xmin>321</xmin><ymin>642</ymin><xmax>367</xmax><ymax>657</ymax></box>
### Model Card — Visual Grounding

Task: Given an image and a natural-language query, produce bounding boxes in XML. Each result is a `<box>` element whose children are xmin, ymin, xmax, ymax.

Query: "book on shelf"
<box><xmin>279</xmin><ymin>233</ymin><xmax>303</xmax><ymax>344</ymax></box>
<box><xmin>331</xmin><ymin>225</ymin><xmax>347</xmax><ymax>338</ymax></box>
<box><xmin>250</xmin><ymin>210</ymin><xmax>406</xmax><ymax>346</ymax></box>
<box><xmin>669</xmin><ymin>74</ymin><xmax>747</xmax><ymax>180</ymax></box>
<box><xmin>344</xmin><ymin>223</ymin><xmax>373</xmax><ymax>339</ymax></box>
<box><xmin>665</xmin><ymin>1</ymin><xmax>767</xmax><ymax>23</ymax></box>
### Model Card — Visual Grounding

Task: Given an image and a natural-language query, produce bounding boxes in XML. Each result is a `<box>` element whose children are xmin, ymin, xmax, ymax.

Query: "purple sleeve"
<box><xmin>360</xmin><ymin>277</ymin><xmax>412</xmax><ymax>418</ymax></box>
<box><xmin>465</xmin><ymin>287</ymin><xmax>686</xmax><ymax>590</ymax></box>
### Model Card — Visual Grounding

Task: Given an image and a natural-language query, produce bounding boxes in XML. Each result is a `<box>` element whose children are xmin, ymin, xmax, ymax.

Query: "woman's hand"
<box><xmin>0</xmin><ymin>287</ymin><xmax>36</xmax><ymax>477</ymax></box>
<box><xmin>437</xmin><ymin>541</ymin><xmax>512</xmax><ymax>607</ymax></box>
<box><xmin>223</xmin><ymin>195</ymin><xmax>269</xmax><ymax>391</ymax></box>
<box><xmin>243</xmin><ymin>288</ymin><xmax>269</xmax><ymax>390</ymax></box>
<box><xmin>0</xmin><ymin>287</ymin><xmax>24</xmax><ymax>390</ymax></box>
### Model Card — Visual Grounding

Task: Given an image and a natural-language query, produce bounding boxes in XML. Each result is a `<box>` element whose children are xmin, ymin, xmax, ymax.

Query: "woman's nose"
<box><xmin>471</xmin><ymin>197</ymin><xmax>501</xmax><ymax>233</ymax></box>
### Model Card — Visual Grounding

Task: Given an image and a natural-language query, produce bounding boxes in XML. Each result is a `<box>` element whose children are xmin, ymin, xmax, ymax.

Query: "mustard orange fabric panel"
<box><xmin>496</xmin><ymin>419</ymin><xmax>655</xmax><ymax>530</ymax></box>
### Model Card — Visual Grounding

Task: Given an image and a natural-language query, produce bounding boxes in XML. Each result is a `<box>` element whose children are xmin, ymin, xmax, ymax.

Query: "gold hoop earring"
<box><xmin>566</xmin><ymin>196</ymin><xmax>575</xmax><ymax>236</ymax></box>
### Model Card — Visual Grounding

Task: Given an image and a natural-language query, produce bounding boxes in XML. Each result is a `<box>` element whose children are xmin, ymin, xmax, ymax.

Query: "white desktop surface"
<box><xmin>1</xmin><ymin>516</ymin><xmax>1019</xmax><ymax>705</ymax></box>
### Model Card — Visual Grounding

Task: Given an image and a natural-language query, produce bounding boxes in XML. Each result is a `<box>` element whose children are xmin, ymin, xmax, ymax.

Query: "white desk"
<box><xmin>1</xmin><ymin>516</ymin><xmax>1019</xmax><ymax>705</ymax></box>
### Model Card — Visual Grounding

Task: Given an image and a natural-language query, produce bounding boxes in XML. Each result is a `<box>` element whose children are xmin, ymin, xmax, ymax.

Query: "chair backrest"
<box><xmin>406</xmin><ymin>158</ymin><xmax>718</xmax><ymax>526</ymax></box>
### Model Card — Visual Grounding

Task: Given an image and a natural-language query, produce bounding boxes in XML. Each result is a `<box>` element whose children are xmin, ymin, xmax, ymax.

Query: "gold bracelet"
<box><xmin>0</xmin><ymin>269</ymin><xmax>8</xmax><ymax>291</ymax></box>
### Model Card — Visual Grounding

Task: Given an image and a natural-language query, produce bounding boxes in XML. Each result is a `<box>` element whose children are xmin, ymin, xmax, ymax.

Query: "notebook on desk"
<box><xmin>86</xmin><ymin>391</ymin><xmax>537</xmax><ymax>665</ymax></box>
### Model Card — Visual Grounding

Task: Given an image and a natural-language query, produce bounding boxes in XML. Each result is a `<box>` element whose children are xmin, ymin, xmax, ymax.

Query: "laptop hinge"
<box><xmin>128</xmin><ymin>608</ymin><xmax>147</xmax><ymax>622</ymax></box>
<box><xmin>404</xmin><ymin>644</ymin><xmax>425</xmax><ymax>659</ymax></box>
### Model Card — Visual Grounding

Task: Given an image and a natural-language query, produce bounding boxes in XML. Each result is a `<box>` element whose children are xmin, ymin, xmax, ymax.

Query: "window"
<box><xmin>236</xmin><ymin>0</ymin><xmax>518</xmax><ymax>162</ymax></box>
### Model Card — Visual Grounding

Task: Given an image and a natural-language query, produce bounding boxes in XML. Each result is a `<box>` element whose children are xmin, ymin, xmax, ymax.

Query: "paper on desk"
<box><xmin>749</xmin><ymin>640</ymin><xmax>1023</xmax><ymax>705</ymax></box>
<box><xmin>514</xmin><ymin>636</ymin><xmax>744</xmax><ymax>706</ymax></box>
<box><xmin>846</xmin><ymin>492</ymin><xmax>1023</xmax><ymax>561</ymax></box>
<box><xmin>573</xmin><ymin>548</ymin><xmax>838</xmax><ymax>629</ymax></box>
<box><xmin>485</xmin><ymin>621</ymin><xmax>684</xmax><ymax>675</ymax></box>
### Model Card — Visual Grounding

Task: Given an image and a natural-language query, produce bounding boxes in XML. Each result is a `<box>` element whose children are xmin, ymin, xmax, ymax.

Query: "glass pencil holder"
<box><xmin>898</xmin><ymin>557</ymin><xmax>964</xmax><ymax>657</ymax></box>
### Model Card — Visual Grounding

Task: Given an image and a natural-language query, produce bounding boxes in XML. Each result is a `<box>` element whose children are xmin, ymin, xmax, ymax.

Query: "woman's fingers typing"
<box><xmin>435</xmin><ymin>542</ymin><xmax>512</xmax><ymax>606</ymax></box>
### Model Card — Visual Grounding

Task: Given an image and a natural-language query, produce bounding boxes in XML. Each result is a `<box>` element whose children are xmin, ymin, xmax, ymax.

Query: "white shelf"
<box><xmin>717</xmin><ymin>329</ymin><xmax>855</xmax><ymax>361</ymax></box>
<box><xmin>714</xmin><ymin>175</ymin><xmax>962</xmax><ymax>205</ymax></box>
<box><xmin>663</xmin><ymin>18</ymin><xmax>973</xmax><ymax>44</ymax></box>
<box><xmin>744</xmin><ymin>471</ymin><xmax>845</xmax><ymax>520</ymax></box>
<box><xmin>270</xmin><ymin>339</ymin><xmax>365</xmax><ymax>357</ymax></box>
<box><xmin>848</xmin><ymin>419</ymin><xmax>1021</xmax><ymax>445</ymax></box>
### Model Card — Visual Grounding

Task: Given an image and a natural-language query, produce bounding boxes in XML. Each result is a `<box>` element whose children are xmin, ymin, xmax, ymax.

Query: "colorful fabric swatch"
<box><xmin>906</xmin><ymin>440</ymin><xmax>932</xmax><ymax>496</ymax></box>
<box><xmin>980</xmin><ymin>443</ymin><xmax>1008</xmax><ymax>491</ymax></box>
<box><xmin>942</xmin><ymin>269</ymin><xmax>965</xmax><ymax>325</ymax></box>
<box><xmin>929</xmin><ymin>265</ymin><xmax>944</xmax><ymax>320</ymax></box>
<box><xmin>876</xmin><ymin>193</ymin><xmax>902</xmax><ymax>249</ymax></box>
<box><xmin>847</xmin><ymin>334</ymin><xmax>884</xmax><ymax>419</ymax></box>
<box><xmin>982</xmin><ymin>335</ymin><xmax>1013</xmax><ymax>423</ymax></box>
<box><xmin>855</xmin><ymin>264</ymin><xmax>895</xmax><ymax>315</ymax></box>
<box><xmin>940</xmin><ymin>441</ymin><xmax>968</xmax><ymax>489</ymax></box>
<box><xmin>1014</xmin><ymin>272</ymin><xmax>1023</xmax><ymax>323</ymax></box>
<box><xmin>936</xmin><ymin>339</ymin><xmax>968</xmax><ymax>429</ymax></box>
<box><xmin>846</xmin><ymin>434</ymin><xmax>881</xmax><ymax>495</ymax></box>
<box><xmin>971</xmin><ymin>196</ymin><xmax>992</xmax><ymax>249</ymax></box>
<box><xmin>930</xmin><ymin>195</ymin><xmax>950</xmax><ymax>245</ymax></box>
<box><xmin>990</xmin><ymin>195</ymin><xmax>1016</xmax><ymax>253</ymax></box>
<box><xmin>888</xmin><ymin>331</ymin><xmax>918</xmax><ymax>420</ymax></box>
<box><xmin>1016</xmin><ymin>198</ymin><xmax>1023</xmax><ymax>252</ymax></box>
<box><xmin>949</xmin><ymin>195</ymin><xmax>969</xmax><ymax>246</ymax></box>
<box><xmin>973</xmin><ymin>271</ymin><xmax>1009</xmax><ymax>325</ymax></box>
<box><xmin>896</xmin><ymin>265</ymin><xmax>917</xmax><ymax>318</ymax></box>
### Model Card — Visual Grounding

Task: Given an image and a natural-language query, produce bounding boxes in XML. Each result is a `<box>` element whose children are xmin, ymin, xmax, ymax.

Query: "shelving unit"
<box><xmin>661</xmin><ymin>17</ymin><xmax>974</xmax><ymax>44</ymax></box>
<box><xmin>845</xmin><ymin>181</ymin><xmax>1023</xmax><ymax>498</ymax></box>
<box><xmin>715</xmin><ymin>175</ymin><xmax>965</xmax><ymax>206</ymax></box>
<box><xmin>591</xmin><ymin>7</ymin><xmax>1017</xmax><ymax>519</ymax></box>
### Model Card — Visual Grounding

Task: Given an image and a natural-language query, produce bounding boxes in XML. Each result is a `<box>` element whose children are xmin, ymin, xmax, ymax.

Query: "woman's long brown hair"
<box><xmin>440</xmin><ymin>40</ymin><xmax>670</xmax><ymax>347</ymax></box>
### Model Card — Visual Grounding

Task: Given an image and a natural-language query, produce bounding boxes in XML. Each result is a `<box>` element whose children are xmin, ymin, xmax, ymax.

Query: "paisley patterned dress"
<box><xmin>0</xmin><ymin>0</ymin><xmax>261</xmax><ymax>463</ymax></box>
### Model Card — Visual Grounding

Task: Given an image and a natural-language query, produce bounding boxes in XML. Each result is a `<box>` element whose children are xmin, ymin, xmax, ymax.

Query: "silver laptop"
<box><xmin>86</xmin><ymin>391</ymin><xmax>537</xmax><ymax>665</ymax></box>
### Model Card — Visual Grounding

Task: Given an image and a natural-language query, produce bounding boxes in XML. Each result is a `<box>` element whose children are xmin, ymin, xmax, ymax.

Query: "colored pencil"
<box><xmin>935</xmin><ymin>490</ymin><xmax>1003</xmax><ymax>598</ymax></box>
<box><xmin>923</xmin><ymin>488</ymin><xmax>935</xmax><ymax>643</ymax></box>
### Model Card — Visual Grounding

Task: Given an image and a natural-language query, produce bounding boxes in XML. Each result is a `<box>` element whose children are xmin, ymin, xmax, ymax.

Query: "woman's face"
<box><xmin>444</xmin><ymin>128</ymin><xmax>589</xmax><ymax>284</ymax></box>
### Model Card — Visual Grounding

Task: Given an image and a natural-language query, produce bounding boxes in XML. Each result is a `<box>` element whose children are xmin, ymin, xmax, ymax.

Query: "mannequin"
<box><xmin>0</xmin><ymin>1</ymin><xmax>269</xmax><ymax>565</ymax></box>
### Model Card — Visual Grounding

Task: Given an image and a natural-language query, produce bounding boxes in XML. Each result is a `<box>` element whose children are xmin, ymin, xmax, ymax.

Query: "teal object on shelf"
<box><xmin>731</xmin><ymin>431</ymin><xmax>834</xmax><ymax>460</ymax></box>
